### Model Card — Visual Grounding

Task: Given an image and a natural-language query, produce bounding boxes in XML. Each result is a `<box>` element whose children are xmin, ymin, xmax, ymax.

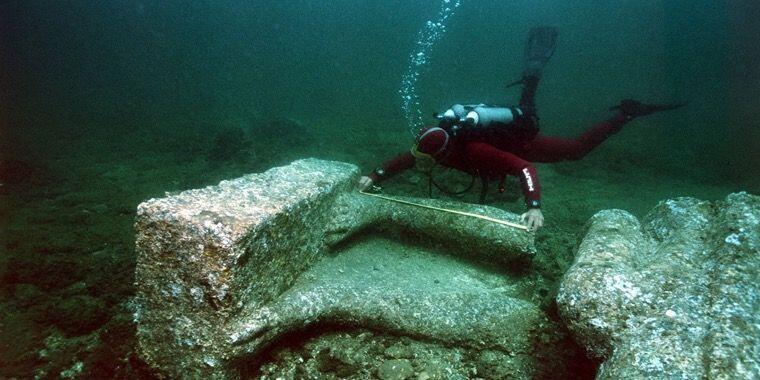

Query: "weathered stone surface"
<box><xmin>229</xmin><ymin>236</ymin><xmax>543</xmax><ymax>360</ymax></box>
<box><xmin>134</xmin><ymin>158</ymin><xmax>536</xmax><ymax>378</ymax></box>
<box><xmin>557</xmin><ymin>192</ymin><xmax>759</xmax><ymax>379</ymax></box>
<box><xmin>324</xmin><ymin>192</ymin><xmax>535</xmax><ymax>266</ymax></box>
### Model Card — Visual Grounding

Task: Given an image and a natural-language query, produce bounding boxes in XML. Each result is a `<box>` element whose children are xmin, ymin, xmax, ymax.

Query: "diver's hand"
<box><xmin>521</xmin><ymin>208</ymin><xmax>544</xmax><ymax>231</ymax></box>
<box><xmin>358</xmin><ymin>176</ymin><xmax>374</xmax><ymax>191</ymax></box>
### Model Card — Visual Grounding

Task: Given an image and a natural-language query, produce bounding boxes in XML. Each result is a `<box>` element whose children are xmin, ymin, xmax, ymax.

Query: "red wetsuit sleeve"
<box><xmin>368</xmin><ymin>152</ymin><xmax>416</xmax><ymax>183</ymax></box>
<box><xmin>465</xmin><ymin>142</ymin><xmax>542</xmax><ymax>208</ymax></box>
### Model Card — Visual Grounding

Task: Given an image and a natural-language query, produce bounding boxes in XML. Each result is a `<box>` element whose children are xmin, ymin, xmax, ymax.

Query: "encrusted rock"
<box><xmin>134</xmin><ymin>158</ymin><xmax>536</xmax><ymax>378</ymax></box>
<box><xmin>377</xmin><ymin>359</ymin><xmax>414</xmax><ymax>380</ymax></box>
<box><xmin>557</xmin><ymin>192</ymin><xmax>759</xmax><ymax>379</ymax></box>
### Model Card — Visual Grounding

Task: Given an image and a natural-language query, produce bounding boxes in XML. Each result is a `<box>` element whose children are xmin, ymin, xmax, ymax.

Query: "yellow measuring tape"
<box><xmin>359</xmin><ymin>190</ymin><xmax>530</xmax><ymax>231</ymax></box>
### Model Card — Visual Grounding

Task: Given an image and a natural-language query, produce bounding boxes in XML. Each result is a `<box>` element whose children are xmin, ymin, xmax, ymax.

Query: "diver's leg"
<box><xmin>522</xmin><ymin>98</ymin><xmax>686</xmax><ymax>163</ymax></box>
<box><xmin>517</xmin><ymin>27</ymin><xmax>558</xmax><ymax>110</ymax></box>
<box><xmin>515</xmin><ymin>75</ymin><xmax>541</xmax><ymax>140</ymax></box>
<box><xmin>519</xmin><ymin>75</ymin><xmax>540</xmax><ymax>112</ymax></box>
<box><xmin>520</xmin><ymin>114</ymin><xmax>629</xmax><ymax>163</ymax></box>
<box><xmin>515</xmin><ymin>27</ymin><xmax>558</xmax><ymax>132</ymax></box>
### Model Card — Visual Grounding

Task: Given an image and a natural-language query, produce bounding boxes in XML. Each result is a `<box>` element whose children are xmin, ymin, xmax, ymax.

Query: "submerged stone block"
<box><xmin>557</xmin><ymin>192</ymin><xmax>759</xmax><ymax>379</ymax></box>
<box><xmin>134</xmin><ymin>158</ymin><xmax>536</xmax><ymax>378</ymax></box>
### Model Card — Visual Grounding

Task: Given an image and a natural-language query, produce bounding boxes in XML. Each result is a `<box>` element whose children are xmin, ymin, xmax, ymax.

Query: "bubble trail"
<box><xmin>400</xmin><ymin>0</ymin><xmax>462</xmax><ymax>136</ymax></box>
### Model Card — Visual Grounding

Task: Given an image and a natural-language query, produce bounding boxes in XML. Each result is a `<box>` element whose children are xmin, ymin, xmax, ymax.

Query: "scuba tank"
<box><xmin>464</xmin><ymin>105</ymin><xmax>524</xmax><ymax>128</ymax></box>
<box><xmin>435</xmin><ymin>104</ymin><xmax>467</xmax><ymax>124</ymax></box>
<box><xmin>434</xmin><ymin>104</ymin><xmax>527</xmax><ymax>136</ymax></box>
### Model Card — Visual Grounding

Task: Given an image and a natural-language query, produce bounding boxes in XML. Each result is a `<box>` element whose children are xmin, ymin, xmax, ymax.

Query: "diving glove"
<box><xmin>610</xmin><ymin>99</ymin><xmax>686</xmax><ymax>120</ymax></box>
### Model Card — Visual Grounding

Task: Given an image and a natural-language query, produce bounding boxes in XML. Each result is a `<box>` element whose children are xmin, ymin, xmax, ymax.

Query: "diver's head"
<box><xmin>413</xmin><ymin>127</ymin><xmax>449</xmax><ymax>157</ymax></box>
<box><xmin>411</xmin><ymin>127</ymin><xmax>449</xmax><ymax>171</ymax></box>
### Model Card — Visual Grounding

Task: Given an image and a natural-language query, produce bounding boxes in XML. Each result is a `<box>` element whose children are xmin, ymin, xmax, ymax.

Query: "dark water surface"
<box><xmin>1</xmin><ymin>0</ymin><xmax>758</xmax><ymax>378</ymax></box>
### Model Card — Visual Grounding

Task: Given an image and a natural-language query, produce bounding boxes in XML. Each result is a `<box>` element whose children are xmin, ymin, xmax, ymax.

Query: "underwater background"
<box><xmin>1</xmin><ymin>0</ymin><xmax>758</xmax><ymax>378</ymax></box>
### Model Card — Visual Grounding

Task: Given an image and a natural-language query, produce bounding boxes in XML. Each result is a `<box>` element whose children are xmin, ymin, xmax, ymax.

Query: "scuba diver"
<box><xmin>358</xmin><ymin>27</ymin><xmax>684</xmax><ymax>231</ymax></box>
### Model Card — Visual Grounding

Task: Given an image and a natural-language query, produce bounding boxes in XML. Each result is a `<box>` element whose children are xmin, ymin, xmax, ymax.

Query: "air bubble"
<box><xmin>400</xmin><ymin>0</ymin><xmax>462</xmax><ymax>135</ymax></box>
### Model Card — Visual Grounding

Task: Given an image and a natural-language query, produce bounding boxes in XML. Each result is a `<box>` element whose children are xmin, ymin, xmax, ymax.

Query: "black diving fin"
<box><xmin>523</xmin><ymin>26</ymin><xmax>558</xmax><ymax>78</ymax></box>
<box><xmin>507</xmin><ymin>26</ymin><xmax>559</xmax><ymax>88</ymax></box>
<box><xmin>610</xmin><ymin>99</ymin><xmax>687</xmax><ymax>119</ymax></box>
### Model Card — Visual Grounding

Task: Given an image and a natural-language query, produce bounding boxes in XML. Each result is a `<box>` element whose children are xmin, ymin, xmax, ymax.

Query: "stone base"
<box><xmin>134</xmin><ymin>158</ymin><xmax>537</xmax><ymax>378</ymax></box>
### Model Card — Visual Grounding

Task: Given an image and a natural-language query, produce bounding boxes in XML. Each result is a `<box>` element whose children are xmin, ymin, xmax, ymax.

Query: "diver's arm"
<box><xmin>465</xmin><ymin>142</ymin><xmax>544</xmax><ymax>230</ymax></box>
<box><xmin>513</xmin><ymin>164</ymin><xmax>545</xmax><ymax>231</ymax></box>
<box><xmin>464</xmin><ymin>142</ymin><xmax>542</xmax><ymax>209</ymax></box>
<box><xmin>359</xmin><ymin>152</ymin><xmax>416</xmax><ymax>190</ymax></box>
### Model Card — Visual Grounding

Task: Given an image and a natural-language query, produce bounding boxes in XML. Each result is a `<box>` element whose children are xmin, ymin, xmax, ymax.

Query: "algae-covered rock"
<box><xmin>377</xmin><ymin>359</ymin><xmax>414</xmax><ymax>380</ymax></box>
<box><xmin>558</xmin><ymin>192</ymin><xmax>759</xmax><ymax>379</ymax></box>
<box><xmin>35</xmin><ymin>330</ymin><xmax>100</xmax><ymax>379</ymax></box>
